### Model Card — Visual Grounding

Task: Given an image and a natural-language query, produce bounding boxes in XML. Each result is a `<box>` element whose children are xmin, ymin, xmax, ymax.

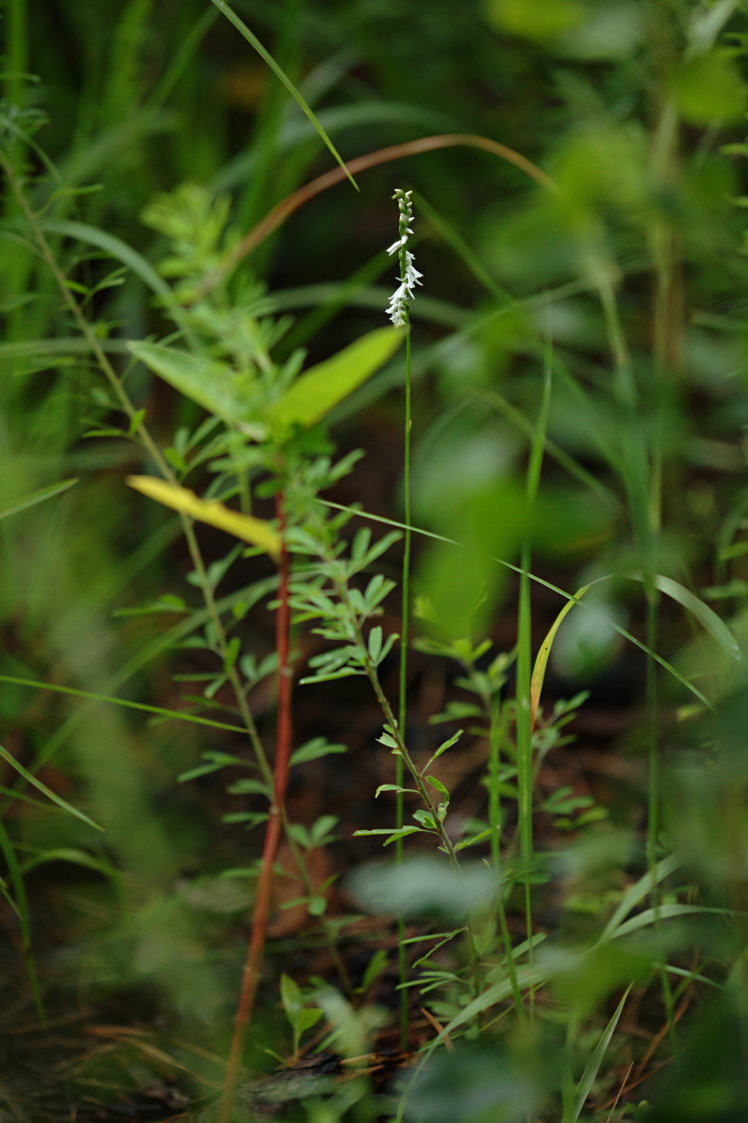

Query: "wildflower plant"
<box><xmin>385</xmin><ymin>188</ymin><xmax>423</xmax><ymax>327</ymax></box>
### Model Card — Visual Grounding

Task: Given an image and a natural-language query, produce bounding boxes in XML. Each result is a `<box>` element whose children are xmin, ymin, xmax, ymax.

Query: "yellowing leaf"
<box><xmin>530</xmin><ymin>584</ymin><xmax>590</xmax><ymax>731</ymax></box>
<box><xmin>127</xmin><ymin>476</ymin><xmax>280</xmax><ymax>559</ymax></box>
<box><xmin>267</xmin><ymin>328</ymin><xmax>403</xmax><ymax>431</ymax></box>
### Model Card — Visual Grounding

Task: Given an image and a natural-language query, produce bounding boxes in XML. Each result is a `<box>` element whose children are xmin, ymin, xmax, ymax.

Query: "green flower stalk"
<box><xmin>385</xmin><ymin>188</ymin><xmax>423</xmax><ymax>327</ymax></box>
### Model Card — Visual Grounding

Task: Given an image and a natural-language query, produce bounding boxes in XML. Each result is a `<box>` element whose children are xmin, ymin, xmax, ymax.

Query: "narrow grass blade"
<box><xmin>0</xmin><ymin>477</ymin><xmax>78</xmax><ymax>521</ymax></box>
<box><xmin>0</xmin><ymin>675</ymin><xmax>250</xmax><ymax>736</ymax></box>
<box><xmin>605</xmin><ymin>903</ymin><xmax>732</xmax><ymax>942</ymax></box>
<box><xmin>20</xmin><ymin>847</ymin><xmax>121</xmax><ymax>879</ymax></box>
<box><xmin>568</xmin><ymin>985</ymin><xmax>632</xmax><ymax>1122</ymax></box>
<box><xmin>425</xmin><ymin>964</ymin><xmax>552</xmax><ymax>1052</ymax></box>
<box><xmin>598</xmin><ymin>854</ymin><xmax>680</xmax><ymax>943</ymax></box>
<box><xmin>208</xmin><ymin>0</ymin><xmax>357</xmax><ymax>191</ymax></box>
<box><xmin>40</xmin><ymin>219</ymin><xmax>174</xmax><ymax>302</ymax></box>
<box><xmin>0</xmin><ymin>745</ymin><xmax>102</xmax><ymax>831</ymax></box>
<box><xmin>652</xmin><ymin>573</ymin><xmax>742</xmax><ymax>662</ymax></box>
<box><xmin>319</xmin><ymin>501</ymin><xmax>714</xmax><ymax>709</ymax></box>
<box><xmin>0</xmin><ymin>815</ymin><xmax>46</xmax><ymax>1022</ymax></box>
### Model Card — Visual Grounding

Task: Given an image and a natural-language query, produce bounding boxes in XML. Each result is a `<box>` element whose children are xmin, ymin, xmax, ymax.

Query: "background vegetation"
<box><xmin>2</xmin><ymin>0</ymin><xmax>748</xmax><ymax>1120</ymax></box>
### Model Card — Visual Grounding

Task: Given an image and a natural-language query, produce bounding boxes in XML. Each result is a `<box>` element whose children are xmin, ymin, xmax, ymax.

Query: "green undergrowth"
<box><xmin>2</xmin><ymin>1</ymin><xmax>748</xmax><ymax>1121</ymax></box>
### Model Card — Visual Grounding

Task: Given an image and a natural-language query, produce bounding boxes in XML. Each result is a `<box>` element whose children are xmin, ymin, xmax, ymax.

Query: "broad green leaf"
<box><xmin>128</xmin><ymin>341</ymin><xmax>255</xmax><ymax>427</ymax></box>
<box><xmin>267</xmin><ymin>328</ymin><xmax>403</xmax><ymax>430</ymax></box>
<box><xmin>671</xmin><ymin>50</ymin><xmax>746</xmax><ymax>126</ymax></box>
<box><xmin>0</xmin><ymin>477</ymin><xmax>78</xmax><ymax>522</ymax></box>
<box><xmin>127</xmin><ymin>475</ymin><xmax>281</xmax><ymax>559</ymax></box>
<box><xmin>487</xmin><ymin>0</ymin><xmax>583</xmax><ymax>41</ymax></box>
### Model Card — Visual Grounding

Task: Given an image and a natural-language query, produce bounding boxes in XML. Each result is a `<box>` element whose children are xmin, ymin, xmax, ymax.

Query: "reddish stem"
<box><xmin>199</xmin><ymin>133</ymin><xmax>557</xmax><ymax>296</ymax></box>
<box><xmin>220</xmin><ymin>489</ymin><xmax>292</xmax><ymax>1123</ymax></box>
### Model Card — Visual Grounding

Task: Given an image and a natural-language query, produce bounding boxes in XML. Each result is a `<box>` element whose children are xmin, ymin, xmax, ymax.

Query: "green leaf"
<box><xmin>598</xmin><ymin>854</ymin><xmax>680</xmax><ymax>943</ymax></box>
<box><xmin>280</xmin><ymin>973</ymin><xmax>303</xmax><ymax>1023</ymax></box>
<box><xmin>0</xmin><ymin>477</ymin><xmax>79</xmax><ymax>522</ymax></box>
<box><xmin>530</xmin><ymin>584</ymin><xmax>590</xmax><ymax>730</ymax></box>
<box><xmin>368</xmin><ymin>625</ymin><xmax>383</xmax><ymax>663</ymax></box>
<box><xmin>353</xmin><ymin>826</ymin><xmax>422</xmax><ymax>845</ymax></box>
<box><xmin>360</xmin><ymin>948</ymin><xmax>388</xmax><ymax>992</ymax></box>
<box><xmin>569</xmin><ymin>986</ymin><xmax>632</xmax><ymax>1121</ymax></box>
<box><xmin>290</xmin><ymin>739</ymin><xmax>348</xmax><ymax>765</ymax></box>
<box><xmin>0</xmin><ymin>745</ymin><xmax>101</xmax><ymax>832</ymax></box>
<box><xmin>652</xmin><ymin>574</ymin><xmax>742</xmax><ymax>663</ymax></box>
<box><xmin>377</xmin><ymin>727</ymin><xmax>400</xmax><ymax>750</ymax></box>
<box><xmin>267</xmin><ymin>328</ymin><xmax>403</xmax><ymax>431</ymax></box>
<box><xmin>310</xmin><ymin>815</ymin><xmax>339</xmax><ymax>846</ymax></box>
<box><xmin>20</xmin><ymin>847</ymin><xmax>121</xmax><ymax>879</ymax></box>
<box><xmin>41</xmin><ymin>219</ymin><xmax>175</xmax><ymax>304</ymax></box>
<box><xmin>413</xmin><ymin>809</ymin><xmax>438</xmax><ymax>830</ymax></box>
<box><xmin>297</xmin><ymin>1006</ymin><xmax>324</xmax><ymax>1030</ymax></box>
<box><xmin>375</xmin><ymin>784</ymin><xmax>419</xmax><ymax>797</ymax></box>
<box><xmin>672</xmin><ymin>50</ymin><xmax>746</xmax><ymax>126</ymax></box>
<box><xmin>487</xmin><ymin>0</ymin><xmax>583</xmax><ymax>41</ymax></box>
<box><xmin>422</xmin><ymin>729</ymin><xmax>463</xmax><ymax>773</ymax></box>
<box><xmin>209</xmin><ymin>0</ymin><xmax>357</xmax><ymax>190</ymax></box>
<box><xmin>425</xmin><ymin>775</ymin><xmax>451</xmax><ymax>803</ymax></box>
<box><xmin>128</xmin><ymin>341</ymin><xmax>257</xmax><ymax>428</ymax></box>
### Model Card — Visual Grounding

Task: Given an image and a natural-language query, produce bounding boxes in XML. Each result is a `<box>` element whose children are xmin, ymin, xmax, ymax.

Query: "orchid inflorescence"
<box><xmin>385</xmin><ymin>188</ymin><xmax>423</xmax><ymax>328</ymax></box>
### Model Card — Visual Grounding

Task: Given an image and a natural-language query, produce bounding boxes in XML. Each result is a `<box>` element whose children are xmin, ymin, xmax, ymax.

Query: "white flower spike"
<box><xmin>385</xmin><ymin>188</ymin><xmax>422</xmax><ymax>328</ymax></box>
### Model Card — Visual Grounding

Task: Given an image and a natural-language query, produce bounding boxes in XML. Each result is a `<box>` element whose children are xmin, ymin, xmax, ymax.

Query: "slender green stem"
<box><xmin>310</xmin><ymin>529</ymin><xmax>484</xmax><ymax>1002</ymax></box>
<box><xmin>486</xmin><ymin>691</ymin><xmax>526</xmax><ymax>1024</ymax></box>
<box><xmin>396</xmin><ymin>327</ymin><xmax>413</xmax><ymax>1047</ymax></box>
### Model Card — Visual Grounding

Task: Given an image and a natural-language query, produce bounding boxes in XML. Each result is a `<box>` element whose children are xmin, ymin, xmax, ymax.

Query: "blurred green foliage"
<box><xmin>3</xmin><ymin>0</ymin><xmax>748</xmax><ymax>1118</ymax></box>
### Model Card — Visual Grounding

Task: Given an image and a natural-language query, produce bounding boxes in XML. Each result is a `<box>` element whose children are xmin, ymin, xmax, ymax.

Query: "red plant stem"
<box><xmin>220</xmin><ymin>489</ymin><xmax>292</xmax><ymax>1123</ymax></box>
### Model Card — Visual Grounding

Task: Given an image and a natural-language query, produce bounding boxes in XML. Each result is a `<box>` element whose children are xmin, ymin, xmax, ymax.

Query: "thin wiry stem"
<box><xmin>396</xmin><ymin>325</ymin><xmax>413</xmax><ymax>1049</ymax></box>
<box><xmin>220</xmin><ymin>490</ymin><xmax>292</xmax><ymax>1123</ymax></box>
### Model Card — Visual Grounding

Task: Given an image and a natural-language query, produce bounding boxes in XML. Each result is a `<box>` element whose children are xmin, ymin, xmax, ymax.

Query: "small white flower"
<box><xmin>385</xmin><ymin>188</ymin><xmax>422</xmax><ymax>328</ymax></box>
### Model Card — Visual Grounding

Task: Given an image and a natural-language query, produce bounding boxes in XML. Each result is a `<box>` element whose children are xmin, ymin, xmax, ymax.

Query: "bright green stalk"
<box><xmin>488</xmin><ymin>694</ymin><xmax>527</xmax><ymax>1024</ymax></box>
<box><xmin>5</xmin><ymin>0</ymin><xmax>28</xmax><ymax>112</ymax></box>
